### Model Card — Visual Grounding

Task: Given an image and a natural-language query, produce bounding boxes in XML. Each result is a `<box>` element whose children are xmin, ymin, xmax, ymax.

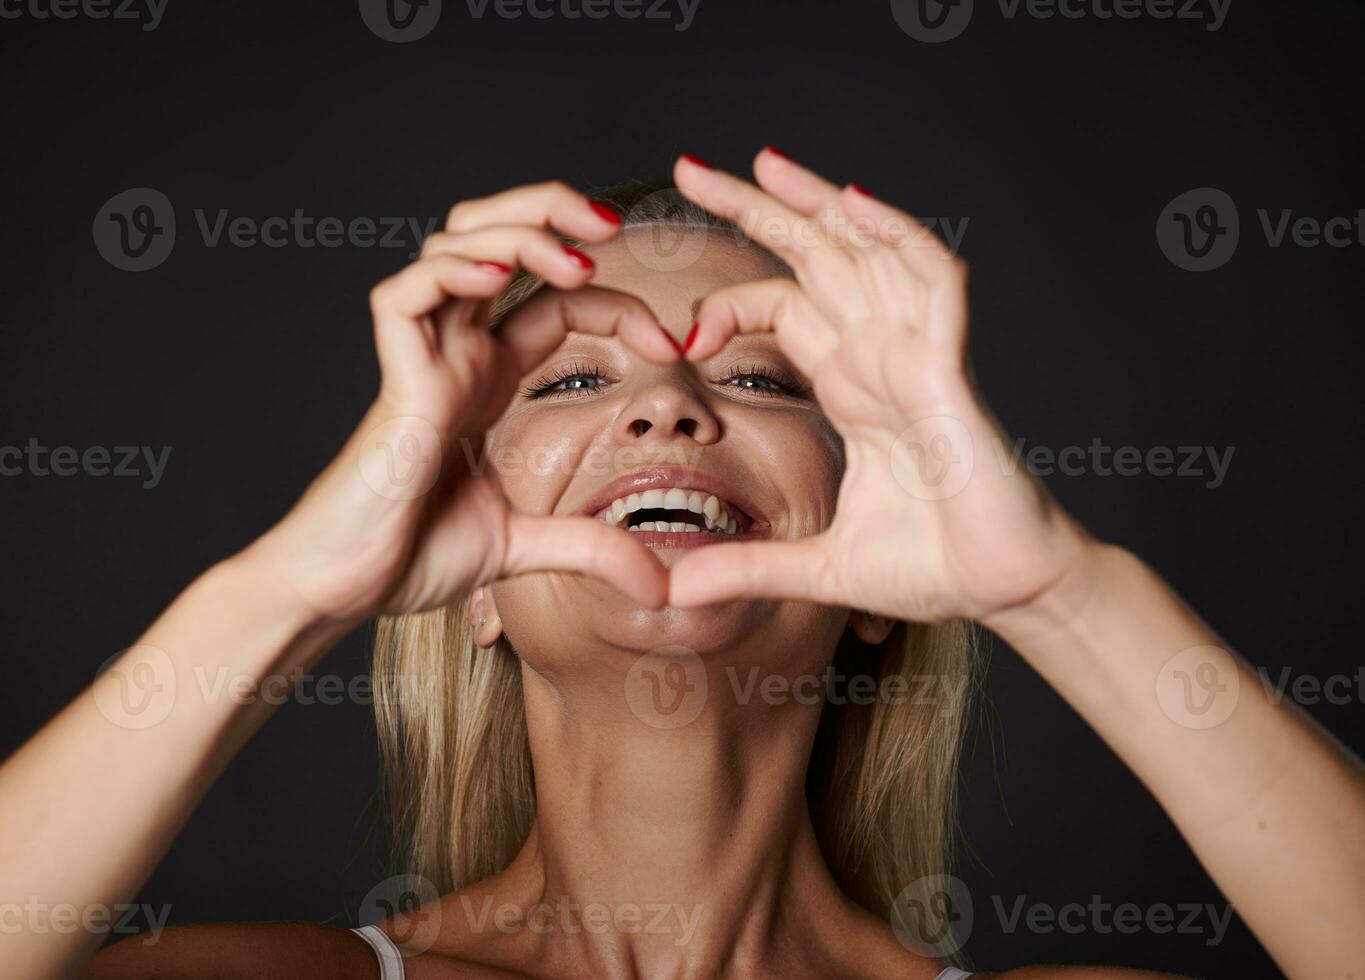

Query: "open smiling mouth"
<box><xmin>594</xmin><ymin>487</ymin><xmax>756</xmax><ymax>545</ymax></box>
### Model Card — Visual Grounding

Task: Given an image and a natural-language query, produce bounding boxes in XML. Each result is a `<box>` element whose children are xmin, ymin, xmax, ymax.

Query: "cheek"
<box><xmin>488</xmin><ymin>411</ymin><xmax>597</xmax><ymax>514</ymax></box>
<box><xmin>732</xmin><ymin>409</ymin><xmax>843</xmax><ymax>531</ymax></box>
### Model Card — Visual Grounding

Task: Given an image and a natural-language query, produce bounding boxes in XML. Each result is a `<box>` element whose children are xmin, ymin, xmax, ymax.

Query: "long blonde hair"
<box><xmin>372</xmin><ymin>182</ymin><xmax>979</xmax><ymax>943</ymax></box>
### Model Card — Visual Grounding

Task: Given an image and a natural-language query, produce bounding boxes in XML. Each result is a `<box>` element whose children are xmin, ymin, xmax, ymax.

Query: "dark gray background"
<box><xmin>2</xmin><ymin>2</ymin><xmax>1362</xmax><ymax>976</ymax></box>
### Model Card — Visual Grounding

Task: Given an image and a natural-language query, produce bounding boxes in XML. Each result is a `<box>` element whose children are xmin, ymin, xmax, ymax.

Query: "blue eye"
<box><xmin>523</xmin><ymin>363</ymin><xmax>610</xmax><ymax>399</ymax></box>
<box><xmin>718</xmin><ymin>366</ymin><xmax>808</xmax><ymax>398</ymax></box>
<box><xmin>554</xmin><ymin>375</ymin><xmax>605</xmax><ymax>392</ymax></box>
<box><xmin>726</xmin><ymin>373</ymin><xmax>783</xmax><ymax>392</ymax></box>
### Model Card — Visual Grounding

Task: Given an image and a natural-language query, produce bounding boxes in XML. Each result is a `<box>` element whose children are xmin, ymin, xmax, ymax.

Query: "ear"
<box><xmin>848</xmin><ymin>609</ymin><xmax>895</xmax><ymax>646</ymax></box>
<box><xmin>469</xmin><ymin>587</ymin><xmax>505</xmax><ymax>648</ymax></box>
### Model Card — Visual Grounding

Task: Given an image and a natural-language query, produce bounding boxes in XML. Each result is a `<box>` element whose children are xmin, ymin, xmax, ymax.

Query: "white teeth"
<box><xmin>597</xmin><ymin>486</ymin><xmax>745</xmax><ymax>534</ymax></box>
<box><xmin>702</xmin><ymin>495</ymin><xmax>720</xmax><ymax>523</ymax></box>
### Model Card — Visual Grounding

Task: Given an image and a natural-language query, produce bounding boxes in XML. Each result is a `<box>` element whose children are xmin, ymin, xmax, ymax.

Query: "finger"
<box><xmin>838</xmin><ymin>183</ymin><xmax>962</xmax><ymax>281</ymax></box>
<box><xmin>687</xmin><ymin>278</ymin><xmax>836</xmax><ymax>377</ymax></box>
<box><xmin>444</xmin><ymin>180</ymin><xmax>622</xmax><ymax>243</ymax></box>
<box><xmin>369</xmin><ymin>255</ymin><xmax>515</xmax><ymax>377</ymax></box>
<box><xmin>672</xmin><ymin>154</ymin><xmax>831</xmax><ymax>270</ymax></box>
<box><xmin>503</xmin><ymin>513</ymin><xmax>668</xmax><ymax>608</ymax></box>
<box><xmin>496</xmin><ymin>285</ymin><xmax>681</xmax><ymax>371</ymax></box>
<box><xmin>668</xmin><ymin>537</ymin><xmax>835</xmax><ymax>607</ymax></box>
<box><xmin>421</xmin><ymin>225</ymin><xmax>598</xmax><ymax>289</ymax></box>
<box><xmin>752</xmin><ymin>146</ymin><xmax>844</xmax><ymax>220</ymax></box>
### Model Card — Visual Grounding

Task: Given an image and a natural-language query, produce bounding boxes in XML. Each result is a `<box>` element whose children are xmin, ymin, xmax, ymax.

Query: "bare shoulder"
<box><xmin>81</xmin><ymin>921</ymin><xmax>381</xmax><ymax>979</ymax></box>
<box><xmin>81</xmin><ymin>919</ymin><xmax>515</xmax><ymax>980</ymax></box>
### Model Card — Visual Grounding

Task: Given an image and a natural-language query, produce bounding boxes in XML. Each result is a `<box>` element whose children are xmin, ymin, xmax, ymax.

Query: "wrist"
<box><xmin>980</xmin><ymin>532</ymin><xmax>1129</xmax><ymax>648</ymax></box>
<box><xmin>220</xmin><ymin>532</ymin><xmax>362</xmax><ymax>638</ymax></box>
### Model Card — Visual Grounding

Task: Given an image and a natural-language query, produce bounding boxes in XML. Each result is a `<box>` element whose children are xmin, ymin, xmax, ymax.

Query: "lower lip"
<box><xmin>625</xmin><ymin>528</ymin><xmax>765</xmax><ymax>549</ymax></box>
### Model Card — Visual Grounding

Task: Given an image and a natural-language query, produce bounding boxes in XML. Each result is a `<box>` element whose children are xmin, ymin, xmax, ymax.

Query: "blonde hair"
<box><xmin>372</xmin><ymin>182</ymin><xmax>979</xmax><ymax>948</ymax></box>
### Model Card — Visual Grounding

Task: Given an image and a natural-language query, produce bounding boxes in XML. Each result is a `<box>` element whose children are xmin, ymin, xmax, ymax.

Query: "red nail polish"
<box><xmin>661</xmin><ymin>327</ymin><xmax>685</xmax><ymax>355</ymax></box>
<box><xmin>477</xmin><ymin>260</ymin><xmax>511</xmax><ymax>274</ymax></box>
<box><xmin>681</xmin><ymin>153</ymin><xmax>714</xmax><ymax>170</ymax></box>
<box><xmin>683</xmin><ymin>322</ymin><xmax>700</xmax><ymax>353</ymax></box>
<box><xmin>590</xmin><ymin>201</ymin><xmax>622</xmax><ymax>225</ymax></box>
<box><xmin>562</xmin><ymin>244</ymin><xmax>595</xmax><ymax>269</ymax></box>
<box><xmin>763</xmin><ymin>146</ymin><xmax>790</xmax><ymax>161</ymax></box>
<box><xmin>849</xmin><ymin>183</ymin><xmax>876</xmax><ymax>199</ymax></box>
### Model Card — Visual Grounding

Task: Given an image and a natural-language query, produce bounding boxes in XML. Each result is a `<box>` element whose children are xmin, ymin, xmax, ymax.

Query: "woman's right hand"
<box><xmin>246</xmin><ymin>182</ymin><xmax>676</xmax><ymax>623</ymax></box>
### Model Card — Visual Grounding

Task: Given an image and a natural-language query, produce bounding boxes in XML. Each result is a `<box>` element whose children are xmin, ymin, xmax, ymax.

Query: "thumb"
<box><xmin>668</xmin><ymin>537</ymin><xmax>835</xmax><ymax>607</ymax></box>
<box><xmin>502</xmin><ymin>513</ymin><xmax>669</xmax><ymax>608</ymax></box>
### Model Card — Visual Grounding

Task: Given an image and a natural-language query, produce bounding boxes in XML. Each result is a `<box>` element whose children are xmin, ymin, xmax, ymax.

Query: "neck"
<box><xmin>501</xmin><ymin>657</ymin><xmax>862</xmax><ymax>980</ymax></box>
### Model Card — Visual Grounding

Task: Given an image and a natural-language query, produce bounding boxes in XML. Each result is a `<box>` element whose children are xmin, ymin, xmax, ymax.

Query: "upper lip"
<box><xmin>575</xmin><ymin>466</ymin><xmax>769</xmax><ymax>529</ymax></box>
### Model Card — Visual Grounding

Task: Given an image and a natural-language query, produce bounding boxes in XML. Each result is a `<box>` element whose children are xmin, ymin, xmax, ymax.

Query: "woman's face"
<box><xmin>486</xmin><ymin>226</ymin><xmax>847</xmax><ymax>670</ymax></box>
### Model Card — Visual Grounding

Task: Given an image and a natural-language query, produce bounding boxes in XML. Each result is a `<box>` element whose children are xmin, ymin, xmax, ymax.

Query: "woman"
<box><xmin>1</xmin><ymin>150</ymin><xmax>1360</xmax><ymax>979</ymax></box>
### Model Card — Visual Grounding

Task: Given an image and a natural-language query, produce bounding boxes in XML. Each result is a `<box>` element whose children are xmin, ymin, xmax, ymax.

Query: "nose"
<box><xmin>614</xmin><ymin>375</ymin><xmax>720</xmax><ymax>446</ymax></box>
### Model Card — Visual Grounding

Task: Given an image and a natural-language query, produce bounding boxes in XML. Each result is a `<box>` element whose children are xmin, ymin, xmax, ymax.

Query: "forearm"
<box><xmin>0</xmin><ymin>547</ymin><xmax>351</xmax><ymax>980</ymax></box>
<box><xmin>984</xmin><ymin>542</ymin><xmax>1365</xmax><ymax>978</ymax></box>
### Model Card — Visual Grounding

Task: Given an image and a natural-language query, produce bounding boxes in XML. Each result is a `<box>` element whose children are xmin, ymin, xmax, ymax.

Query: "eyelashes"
<box><xmin>521</xmin><ymin>362</ymin><xmax>610</xmax><ymax>399</ymax></box>
<box><xmin>522</xmin><ymin>362</ymin><xmax>811</xmax><ymax>401</ymax></box>
<box><xmin>715</xmin><ymin>364</ymin><xmax>810</xmax><ymax>398</ymax></box>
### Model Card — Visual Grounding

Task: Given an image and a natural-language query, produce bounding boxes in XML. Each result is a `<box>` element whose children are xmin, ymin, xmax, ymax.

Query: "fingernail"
<box><xmin>680</xmin><ymin>153</ymin><xmax>714</xmax><ymax>170</ymax></box>
<box><xmin>849</xmin><ymin>183</ymin><xmax>876</xmax><ymax>199</ymax></box>
<box><xmin>763</xmin><ymin>146</ymin><xmax>791</xmax><ymax>161</ymax></box>
<box><xmin>477</xmin><ymin>260</ymin><xmax>511</xmax><ymax>274</ymax></box>
<box><xmin>590</xmin><ymin>201</ymin><xmax>622</xmax><ymax>225</ymax></box>
<box><xmin>562</xmin><ymin>244</ymin><xmax>595</xmax><ymax>269</ymax></box>
<box><xmin>683</xmin><ymin>322</ymin><xmax>700</xmax><ymax>353</ymax></box>
<box><xmin>661</xmin><ymin>326</ymin><xmax>685</xmax><ymax>355</ymax></box>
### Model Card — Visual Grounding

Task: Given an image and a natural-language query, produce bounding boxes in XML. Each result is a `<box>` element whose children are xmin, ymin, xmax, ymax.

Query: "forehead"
<box><xmin>583</xmin><ymin>224</ymin><xmax>786</xmax><ymax>326</ymax></box>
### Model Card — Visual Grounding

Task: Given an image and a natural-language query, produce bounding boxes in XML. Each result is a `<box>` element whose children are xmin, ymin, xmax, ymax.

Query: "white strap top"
<box><xmin>352</xmin><ymin>925</ymin><xmax>405</xmax><ymax>979</ymax></box>
<box><xmin>351</xmin><ymin>924</ymin><xmax>969</xmax><ymax>980</ymax></box>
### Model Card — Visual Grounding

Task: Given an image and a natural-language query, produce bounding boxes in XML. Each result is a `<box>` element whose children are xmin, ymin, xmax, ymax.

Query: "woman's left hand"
<box><xmin>667</xmin><ymin>149</ymin><xmax>1092</xmax><ymax>624</ymax></box>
